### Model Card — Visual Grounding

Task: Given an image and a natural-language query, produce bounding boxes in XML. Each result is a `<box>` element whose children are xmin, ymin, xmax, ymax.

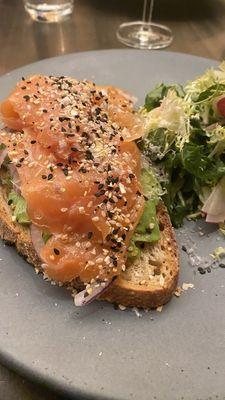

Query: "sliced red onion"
<box><xmin>74</xmin><ymin>279</ymin><xmax>113</xmax><ymax>307</ymax></box>
<box><xmin>8</xmin><ymin>163</ymin><xmax>21</xmax><ymax>194</ymax></box>
<box><xmin>30</xmin><ymin>224</ymin><xmax>45</xmax><ymax>257</ymax></box>
<box><xmin>0</xmin><ymin>148</ymin><xmax>8</xmax><ymax>168</ymax></box>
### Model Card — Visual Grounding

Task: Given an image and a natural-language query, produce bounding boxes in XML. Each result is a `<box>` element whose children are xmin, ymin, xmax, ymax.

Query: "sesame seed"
<box><xmin>95</xmin><ymin>189</ymin><xmax>105</xmax><ymax>197</ymax></box>
<box><xmin>96</xmin><ymin>257</ymin><xmax>104</xmax><ymax>264</ymax></box>
<box><xmin>62</xmin><ymin>168</ymin><xmax>68</xmax><ymax>176</ymax></box>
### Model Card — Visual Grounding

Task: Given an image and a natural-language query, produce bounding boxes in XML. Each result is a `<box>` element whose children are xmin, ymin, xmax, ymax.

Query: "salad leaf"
<box><xmin>145</xmin><ymin>84</ymin><xmax>166</xmax><ymax>112</ymax></box>
<box><xmin>143</xmin><ymin>89</ymin><xmax>193</xmax><ymax>151</ymax></box>
<box><xmin>8</xmin><ymin>190</ymin><xmax>30</xmax><ymax>225</ymax></box>
<box><xmin>195</xmin><ymin>83</ymin><xmax>225</xmax><ymax>103</ymax></box>
<box><xmin>185</xmin><ymin>63</ymin><xmax>225</xmax><ymax>100</ymax></box>
<box><xmin>144</xmin><ymin>83</ymin><xmax>185</xmax><ymax>112</ymax></box>
<box><xmin>185</xmin><ymin>64</ymin><xmax>225</xmax><ymax>124</ymax></box>
<box><xmin>182</xmin><ymin>142</ymin><xmax>225</xmax><ymax>184</ymax></box>
<box><xmin>207</xmin><ymin>125</ymin><xmax>225</xmax><ymax>157</ymax></box>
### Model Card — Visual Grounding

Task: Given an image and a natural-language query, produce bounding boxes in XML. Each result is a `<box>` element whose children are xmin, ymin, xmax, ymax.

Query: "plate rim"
<box><xmin>1</xmin><ymin>48</ymin><xmax>217</xmax><ymax>79</ymax></box>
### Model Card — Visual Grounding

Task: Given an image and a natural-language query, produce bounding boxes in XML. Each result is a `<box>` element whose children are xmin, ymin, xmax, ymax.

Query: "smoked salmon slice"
<box><xmin>0</xmin><ymin>75</ymin><xmax>145</xmax><ymax>284</ymax></box>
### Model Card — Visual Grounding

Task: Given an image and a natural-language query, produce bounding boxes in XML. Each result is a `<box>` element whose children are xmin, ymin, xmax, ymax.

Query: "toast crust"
<box><xmin>0</xmin><ymin>174</ymin><xmax>179</xmax><ymax>308</ymax></box>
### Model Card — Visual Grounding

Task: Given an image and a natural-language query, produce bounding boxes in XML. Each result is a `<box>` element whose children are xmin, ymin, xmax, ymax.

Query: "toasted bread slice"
<box><xmin>0</xmin><ymin>169</ymin><xmax>179</xmax><ymax>308</ymax></box>
<box><xmin>100</xmin><ymin>202</ymin><xmax>179</xmax><ymax>308</ymax></box>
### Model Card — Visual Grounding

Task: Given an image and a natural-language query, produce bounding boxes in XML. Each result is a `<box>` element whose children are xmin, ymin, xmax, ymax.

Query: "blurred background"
<box><xmin>0</xmin><ymin>0</ymin><xmax>225</xmax><ymax>399</ymax></box>
<box><xmin>1</xmin><ymin>0</ymin><xmax>225</xmax><ymax>76</ymax></box>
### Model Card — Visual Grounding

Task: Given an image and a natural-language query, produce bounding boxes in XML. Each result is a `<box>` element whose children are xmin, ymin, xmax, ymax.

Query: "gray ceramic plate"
<box><xmin>0</xmin><ymin>50</ymin><xmax>225</xmax><ymax>400</ymax></box>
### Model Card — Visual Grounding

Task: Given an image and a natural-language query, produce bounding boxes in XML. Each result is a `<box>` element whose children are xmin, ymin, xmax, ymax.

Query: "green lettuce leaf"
<box><xmin>182</xmin><ymin>141</ymin><xmax>225</xmax><ymax>184</ymax></box>
<box><xmin>8</xmin><ymin>190</ymin><xmax>30</xmax><ymax>225</ymax></box>
<box><xmin>144</xmin><ymin>83</ymin><xmax>185</xmax><ymax>112</ymax></box>
<box><xmin>195</xmin><ymin>83</ymin><xmax>225</xmax><ymax>103</ymax></box>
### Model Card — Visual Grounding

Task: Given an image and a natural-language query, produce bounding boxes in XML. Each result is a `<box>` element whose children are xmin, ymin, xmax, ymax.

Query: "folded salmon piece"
<box><xmin>0</xmin><ymin>75</ymin><xmax>145</xmax><ymax>284</ymax></box>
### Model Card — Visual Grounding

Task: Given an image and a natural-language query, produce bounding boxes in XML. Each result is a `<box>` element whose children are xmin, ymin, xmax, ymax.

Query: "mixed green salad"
<box><xmin>137</xmin><ymin>62</ymin><xmax>225</xmax><ymax>228</ymax></box>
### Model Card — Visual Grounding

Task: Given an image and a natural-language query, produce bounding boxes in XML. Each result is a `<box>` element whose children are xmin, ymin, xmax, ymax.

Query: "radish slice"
<box><xmin>74</xmin><ymin>279</ymin><xmax>114</xmax><ymax>306</ymax></box>
<box><xmin>217</xmin><ymin>97</ymin><xmax>225</xmax><ymax>117</ymax></box>
<box><xmin>202</xmin><ymin>176</ymin><xmax>225</xmax><ymax>223</ymax></box>
<box><xmin>30</xmin><ymin>224</ymin><xmax>45</xmax><ymax>256</ymax></box>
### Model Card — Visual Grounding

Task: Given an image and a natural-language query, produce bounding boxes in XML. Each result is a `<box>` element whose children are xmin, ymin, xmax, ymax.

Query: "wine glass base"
<box><xmin>117</xmin><ymin>21</ymin><xmax>173</xmax><ymax>49</ymax></box>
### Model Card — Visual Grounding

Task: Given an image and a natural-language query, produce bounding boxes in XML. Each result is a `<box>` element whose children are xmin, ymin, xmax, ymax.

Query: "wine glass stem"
<box><xmin>142</xmin><ymin>0</ymin><xmax>154</xmax><ymax>23</ymax></box>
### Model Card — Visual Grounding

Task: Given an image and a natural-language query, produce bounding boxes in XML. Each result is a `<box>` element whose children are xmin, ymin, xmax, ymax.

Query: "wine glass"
<box><xmin>117</xmin><ymin>0</ymin><xmax>173</xmax><ymax>49</ymax></box>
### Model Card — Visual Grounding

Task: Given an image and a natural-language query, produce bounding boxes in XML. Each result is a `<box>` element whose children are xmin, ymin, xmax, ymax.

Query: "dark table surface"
<box><xmin>1</xmin><ymin>0</ymin><xmax>225</xmax><ymax>398</ymax></box>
